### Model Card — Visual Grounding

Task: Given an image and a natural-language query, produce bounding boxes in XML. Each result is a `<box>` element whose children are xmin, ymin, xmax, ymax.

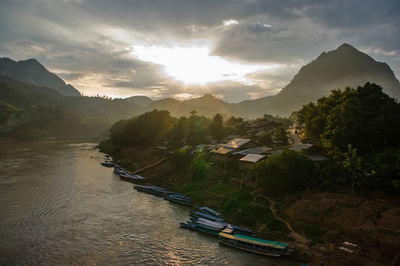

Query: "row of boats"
<box><xmin>101</xmin><ymin>155</ymin><xmax>145</xmax><ymax>182</ymax></box>
<box><xmin>133</xmin><ymin>185</ymin><xmax>193</xmax><ymax>206</ymax></box>
<box><xmin>180</xmin><ymin>206</ymin><xmax>293</xmax><ymax>257</ymax></box>
<box><xmin>100</xmin><ymin>153</ymin><xmax>293</xmax><ymax>258</ymax></box>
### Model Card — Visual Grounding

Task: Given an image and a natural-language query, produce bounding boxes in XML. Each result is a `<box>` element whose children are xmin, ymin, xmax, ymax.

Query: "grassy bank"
<box><xmin>99</xmin><ymin>142</ymin><xmax>294</xmax><ymax>241</ymax></box>
<box><xmin>99</xmin><ymin>142</ymin><xmax>400</xmax><ymax>265</ymax></box>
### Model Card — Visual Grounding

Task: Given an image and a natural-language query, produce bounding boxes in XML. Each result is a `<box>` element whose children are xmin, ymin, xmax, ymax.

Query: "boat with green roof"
<box><xmin>218</xmin><ymin>229</ymin><xmax>293</xmax><ymax>257</ymax></box>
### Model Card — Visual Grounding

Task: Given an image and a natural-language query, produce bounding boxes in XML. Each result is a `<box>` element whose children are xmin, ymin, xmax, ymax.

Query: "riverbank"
<box><xmin>3</xmin><ymin>140</ymin><xmax>302</xmax><ymax>265</ymax></box>
<box><xmin>99</xmin><ymin>144</ymin><xmax>400</xmax><ymax>265</ymax></box>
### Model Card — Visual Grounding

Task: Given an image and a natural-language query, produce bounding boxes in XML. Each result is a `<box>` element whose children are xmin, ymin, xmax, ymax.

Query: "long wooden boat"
<box><xmin>196</xmin><ymin>220</ymin><xmax>225</xmax><ymax>231</ymax></box>
<box><xmin>134</xmin><ymin>185</ymin><xmax>166</xmax><ymax>195</ymax></box>
<box><xmin>218</xmin><ymin>232</ymin><xmax>293</xmax><ymax>257</ymax></box>
<box><xmin>189</xmin><ymin>211</ymin><xmax>224</xmax><ymax>222</ymax></box>
<box><xmin>101</xmin><ymin>162</ymin><xmax>114</xmax><ymax>167</ymax></box>
<box><xmin>196</xmin><ymin>206</ymin><xmax>222</xmax><ymax>218</ymax></box>
<box><xmin>165</xmin><ymin>194</ymin><xmax>192</xmax><ymax>206</ymax></box>
<box><xmin>180</xmin><ymin>222</ymin><xmax>220</xmax><ymax>236</ymax></box>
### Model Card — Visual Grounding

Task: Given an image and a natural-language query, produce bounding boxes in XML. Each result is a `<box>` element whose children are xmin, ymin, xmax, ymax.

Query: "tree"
<box><xmin>226</xmin><ymin>116</ymin><xmax>246</xmax><ymax>135</ymax></box>
<box><xmin>109</xmin><ymin>110</ymin><xmax>172</xmax><ymax>147</ymax></box>
<box><xmin>273</xmin><ymin>126</ymin><xmax>289</xmax><ymax>145</ymax></box>
<box><xmin>258</xmin><ymin>131</ymin><xmax>273</xmax><ymax>146</ymax></box>
<box><xmin>189</xmin><ymin>152</ymin><xmax>211</xmax><ymax>180</ymax></box>
<box><xmin>209</xmin><ymin>113</ymin><xmax>225</xmax><ymax>140</ymax></box>
<box><xmin>254</xmin><ymin>150</ymin><xmax>315</xmax><ymax>197</ymax></box>
<box><xmin>343</xmin><ymin>144</ymin><xmax>362</xmax><ymax>194</ymax></box>
<box><xmin>171</xmin><ymin>146</ymin><xmax>193</xmax><ymax>170</ymax></box>
<box><xmin>299</xmin><ymin>83</ymin><xmax>400</xmax><ymax>154</ymax></box>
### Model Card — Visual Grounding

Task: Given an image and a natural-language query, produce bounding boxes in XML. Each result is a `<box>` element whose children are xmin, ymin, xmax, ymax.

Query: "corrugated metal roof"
<box><xmin>240</xmin><ymin>154</ymin><xmax>266</xmax><ymax>163</ymax></box>
<box><xmin>290</xmin><ymin>143</ymin><xmax>313</xmax><ymax>151</ymax></box>
<box><xmin>224</xmin><ymin>138</ymin><xmax>251</xmax><ymax>149</ymax></box>
<box><xmin>233</xmin><ymin>146</ymin><xmax>271</xmax><ymax>155</ymax></box>
<box><xmin>212</xmin><ymin>147</ymin><xmax>234</xmax><ymax>155</ymax></box>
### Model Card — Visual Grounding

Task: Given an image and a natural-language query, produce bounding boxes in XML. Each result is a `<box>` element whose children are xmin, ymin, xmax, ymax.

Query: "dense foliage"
<box><xmin>298</xmin><ymin>83</ymin><xmax>400</xmax><ymax>153</ymax></box>
<box><xmin>254</xmin><ymin>150</ymin><xmax>316</xmax><ymax>197</ymax></box>
<box><xmin>0</xmin><ymin>76</ymin><xmax>141</xmax><ymax>139</ymax></box>
<box><xmin>108</xmin><ymin>110</ymin><xmax>286</xmax><ymax>150</ymax></box>
<box><xmin>298</xmin><ymin>83</ymin><xmax>400</xmax><ymax>193</ymax></box>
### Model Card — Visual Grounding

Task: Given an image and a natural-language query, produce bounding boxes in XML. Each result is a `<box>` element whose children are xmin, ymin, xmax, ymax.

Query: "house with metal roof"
<box><xmin>239</xmin><ymin>154</ymin><xmax>267</xmax><ymax>163</ymax></box>
<box><xmin>211</xmin><ymin>138</ymin><xmax>259</xmax><ymax>168</ymax></box>
<box><xmin>233</xmin><ymin>146</ymin><xmax>272</xmax><ymax>156</ymax></box>
<box><xmin>289</xmin><ymin>143</ymin><xmax>314</xmax><ymax>151</ymax></box>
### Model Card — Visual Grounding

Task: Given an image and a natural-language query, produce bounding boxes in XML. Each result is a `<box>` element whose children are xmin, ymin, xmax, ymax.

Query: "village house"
<box><xmin>211</xmin><ymin>138</ymin><xmax>259</xmax><ymax>168</ymax></box>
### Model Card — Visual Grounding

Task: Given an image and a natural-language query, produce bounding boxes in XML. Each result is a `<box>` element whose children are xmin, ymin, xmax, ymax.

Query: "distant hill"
<box><xmin>236</xmin><ymin>43</ymin><xmax>400</xmax><ymax>117</ymax></box>
<box><xmin>1</xmin><ymin>43</ymin><xmax>399</xmax><ymax>120</ymax></box>
<box><xmin>0</xmin><ymin>76</ymin><xmax>143</xmax><ymax>121</ymax></box>
<box><xmin>124</xmin><ymin>95</ymin><xmax>153</xmax><ymax>107</ymax></box>
<box><xmin>138</xmin><ymin>44</ymin><xmax>400</xmax><ymax>118</ymax></box>
<box><xmin>0</xmin><ymin>58</ymin><xmax>81</xmax><ymax>96</ymax></box>
<box><xmin>148</xmin><ymin>94</ymin><xmax>234</xmax><ymax>117</ymax></box>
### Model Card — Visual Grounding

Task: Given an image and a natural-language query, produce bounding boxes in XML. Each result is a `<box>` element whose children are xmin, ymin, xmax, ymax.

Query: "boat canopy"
<box><xmin>218</xmin><ymin>232</ymin><xmax>288</xmax><ymax>249</ymax></box>
<box><xmin>198</xmin><ymin>206</ymin><xmax>221</xmax><ymax>217</ymax></box>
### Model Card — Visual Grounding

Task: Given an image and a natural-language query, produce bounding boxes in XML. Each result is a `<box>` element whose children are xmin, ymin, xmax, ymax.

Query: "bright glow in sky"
<box><xmin>132</xmin><ymin>46</ymin><xmax>278</xmax><ymax>85</ymax></box>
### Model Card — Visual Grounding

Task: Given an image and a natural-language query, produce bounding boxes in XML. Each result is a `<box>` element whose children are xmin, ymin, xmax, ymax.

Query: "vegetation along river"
<box><xmin>0</xmin><ymin>140</ymin><xmax>298</xmax><ymax>265</ymax></box>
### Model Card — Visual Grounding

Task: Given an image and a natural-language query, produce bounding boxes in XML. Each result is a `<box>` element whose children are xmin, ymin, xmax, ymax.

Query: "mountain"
<box><xmin>236</xmin><ymin>43</ymin><xmax>400</xmax><ymax>117</ymax></box>
<box><xmin>124</xmin><ymin>95</ymin><xmax>153</xmax><ymax>107</ymax></box>
<box><xmin>0</xmin><ymin>58</ymin><xmax>81</xmax><ymax>96</ymax></box>
<box><xmin>148</xmin><ymin>94</ymin><xmax>233</xmax><ymax>117</ymax></box>
<box><xmin>2</xmin><ymin>43</ymin><xmax>399</xmax><ymax>120</ymax></box>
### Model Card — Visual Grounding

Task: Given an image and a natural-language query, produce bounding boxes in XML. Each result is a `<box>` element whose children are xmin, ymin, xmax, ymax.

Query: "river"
<box><xmin>0</xmin><ymin>140</ymin><xmax>298</xmax><ymax>265</ymax></box>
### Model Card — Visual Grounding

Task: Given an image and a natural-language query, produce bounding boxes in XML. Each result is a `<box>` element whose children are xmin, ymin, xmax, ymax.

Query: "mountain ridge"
<box><xmin>0</xmin><ymin>57</ymin><xmax>81</xmax><ymax>96</ymax></box>
<box><xmin>235</xmin><ymin>43</ymin><xmax>400</xmax><ymax>117</ymax></box>
<box><xmin>1</xmin><ymin>43</ymin><xmax>399</xmax><ymax>118</ymax></box>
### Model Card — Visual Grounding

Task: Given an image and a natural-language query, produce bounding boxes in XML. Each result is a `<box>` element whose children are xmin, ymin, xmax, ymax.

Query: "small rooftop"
<box><xmin>224</xmin><ymin>138</ymin><xmax>251</xmax><ymax>149</ymax></box>
<box><xmin>290</xmin><ymin>143</ymin><xmax>313</xmax><ymax>151</ymax></box>
<box><xmin>233</xmin><ymin>146</ymin><xmax>271</xmax><ymax>156</ymax></box>
<box><xmin>212</xmin><ymin>147</ymin><xmax>234</xmax><ymax>155</ymax></box>
<box><xmin>240</xmin><ymin>154</ymin><xmax>266</xmax><ymax>163</ymax></box>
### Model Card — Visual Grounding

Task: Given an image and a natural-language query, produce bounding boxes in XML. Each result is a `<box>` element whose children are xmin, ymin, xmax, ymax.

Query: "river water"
<box><xmin>0</xmin><ymin>140</ymin><xmax>298</xmax><ymax>265</ymax></box>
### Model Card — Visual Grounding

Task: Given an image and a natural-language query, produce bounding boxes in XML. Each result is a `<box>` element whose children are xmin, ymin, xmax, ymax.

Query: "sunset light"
<box><xmin>132</xmin><ymin>45</ymin><xmax>278</xmax><ymax>85</ymax></box>
<box><xmin>1</xmin><ymin>1</ymin><xmax>399</xmax><ymax>265</ymax></box>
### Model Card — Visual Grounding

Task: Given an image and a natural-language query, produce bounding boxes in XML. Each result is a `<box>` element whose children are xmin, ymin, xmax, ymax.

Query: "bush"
<box><xmin>189</xmin><ymin>153</ymin><xmax>211</xmax><ymax>180</ymax></box>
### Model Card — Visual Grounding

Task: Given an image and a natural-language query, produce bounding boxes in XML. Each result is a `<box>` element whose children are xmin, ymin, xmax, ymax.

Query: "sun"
<box><xmin>131</xmin><ymin>45</ymin><xmax>277</xmax><ymax>85</ymax></box>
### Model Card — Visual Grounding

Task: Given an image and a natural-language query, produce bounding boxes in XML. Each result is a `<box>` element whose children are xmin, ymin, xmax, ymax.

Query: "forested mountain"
<box><xmin>1</xmin><ymin>42</ymin><xmax>400</xmax><ymax>136</ymax></box>
<box><xmin>0</xmin><ymin>58</ymin><xmax>81</xmax><ymax>96</ymax></box>
<box><xmin>124</xmin><ymin>95</ymin><xmax>153</xmax><ymax>107</ymax></box>
<box><xmin>0</xmin><ymin>76</ymin><xmax>143</xmax><ymax>139</ymax></box>
<box><xmin>236</xmin><ymin>44</ymin><xmax>400</xmax><ymax>117</ymax></box>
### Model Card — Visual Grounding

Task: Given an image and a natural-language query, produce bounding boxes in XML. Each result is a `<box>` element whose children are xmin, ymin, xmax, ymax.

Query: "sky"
<box><xmin>1</xmin><ymin>0</ymin><xmax>399</xmax><ymax>102</ymax></box>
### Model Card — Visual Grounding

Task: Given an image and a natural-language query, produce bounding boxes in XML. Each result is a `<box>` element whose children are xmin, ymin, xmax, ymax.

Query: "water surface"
<box><xmin>0</xmin><ymin>140</ymin><xmax>298</xmax><ymax>265</ymax></box>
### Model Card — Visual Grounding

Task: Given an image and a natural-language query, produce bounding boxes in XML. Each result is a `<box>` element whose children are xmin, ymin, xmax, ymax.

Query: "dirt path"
<box><xmin>132</xmin><ymin>157</ymin><xmax>168</xmax><ymax>174</ymax></box>
<box><xmin>269</xmin><ymin>200</ymin><xmax>294</xmax><ymax>232</ymax></box>
<box><xmin>260</xmin><ymin>195</ymin><xmax>310</xmax><ymax>246</ymax></box>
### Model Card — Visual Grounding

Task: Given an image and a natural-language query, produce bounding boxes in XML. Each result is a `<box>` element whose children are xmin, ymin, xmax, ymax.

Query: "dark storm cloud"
<box><xmin>0</xmin><ymin>0</ymin><xmax>399</xmax><ymax>100</ymax></box>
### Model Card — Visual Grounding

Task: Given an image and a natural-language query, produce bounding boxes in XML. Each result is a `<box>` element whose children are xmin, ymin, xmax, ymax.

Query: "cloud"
<box><xmin>0</xmin><ymin>0</ymin><xmax>399</xmax><ymax>101</ymax></box>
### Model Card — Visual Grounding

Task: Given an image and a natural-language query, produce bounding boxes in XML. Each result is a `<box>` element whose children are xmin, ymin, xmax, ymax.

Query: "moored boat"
<box><xmin>189</xmin><ymin>211</ymin><xmax>224</xmax><ymax>222</ymax></box>
<box><xmin>218</xmin><ymin>231</ymin><xmax>293</xmax><ymax>257</ymax></box>
<box><xmin>180</xmin><ymin>221</ymin><xmax>220</xmax><ymax>236</ymax></box>
<box><xmin>101</xmin><ymin>162</ymin><xmax>114</xmax><ymax>167</ymax></box>
<box><xmin>165</xmin><ymin>194</ymin><xmax>192</xmax><ymax>206</ymax></box>
<box><xmin>196</xmin><ymin>206</ymin><xmax>222</xmax><ymax>218</ymax></box>
<box><xmin>134</xmin><ymin>185</ymin><xmax>166</xmax><ymax>195</ymax></box>
<box><xmin>119</xmin><ymin>173</ymin><xmax>145</xmax><ymax>181</ymax></box>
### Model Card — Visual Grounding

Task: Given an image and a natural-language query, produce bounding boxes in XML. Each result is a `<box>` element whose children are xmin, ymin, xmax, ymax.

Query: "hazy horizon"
<box><xmin>1</xmin><ymin>0</ymin><xmax>399</xmax><ymax>102</ymax></box>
